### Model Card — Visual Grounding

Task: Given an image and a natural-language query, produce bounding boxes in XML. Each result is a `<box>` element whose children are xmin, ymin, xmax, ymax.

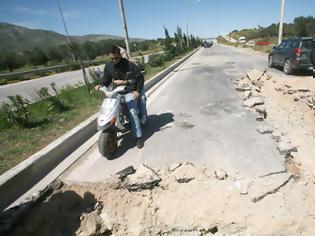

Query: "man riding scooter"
<box><xmin>95</xmin><ymin>45</ymin><xmax>147</xmax><ymax>149</ymax></box>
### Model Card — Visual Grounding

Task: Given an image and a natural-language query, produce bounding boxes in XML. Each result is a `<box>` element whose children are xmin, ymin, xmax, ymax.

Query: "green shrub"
<box><xmin>0</xmin><ymin>95</ymin><xmax>30</xmax><ymax>127</ymax></box>
<box><xmin>135</xmin><ymin>57</ymin><xmax>146</xmax><ymax>72</ymax></box>
<box><xmin>148</xmin><ymin>54</ymin><xmax>164</xmax><ymax>67</ymax></box>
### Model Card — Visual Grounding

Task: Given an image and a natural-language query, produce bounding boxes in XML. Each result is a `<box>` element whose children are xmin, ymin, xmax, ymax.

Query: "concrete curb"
<box><xmin>0</xmin><ymin>47</ymin><xmax>200</xmax><ymax>212</ymax></box>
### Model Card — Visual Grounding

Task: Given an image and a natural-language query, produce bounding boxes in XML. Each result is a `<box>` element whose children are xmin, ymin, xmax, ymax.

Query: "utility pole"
<box><xmin>56</xmin><ymin>0</ymin><xmax>75</xmax><ymax>62</ymax></box>
<box><xmin>118</xmin><ymin>0</ymin><xmax>131</xmax><ymax>57</ymax></box>
<box><xmin>278</xmin><ymin>0</ymin><xmax>285</xmax><ymax>45</ymax></box>
<box><xmin>56</xmin><ymin>0</ymin><xmax>90</xmax><ymax>95</ymax></box>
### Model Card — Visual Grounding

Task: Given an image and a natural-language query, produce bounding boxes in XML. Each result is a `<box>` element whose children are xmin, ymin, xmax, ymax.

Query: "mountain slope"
<box><xmin>0</xmin><ymin>22</ymin><xmax>145</xmax><ymax>53</ymax></box>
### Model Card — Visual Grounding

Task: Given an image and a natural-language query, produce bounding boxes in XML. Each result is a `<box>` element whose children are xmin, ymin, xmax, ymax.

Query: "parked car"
<box><xmin>268</xmin><ymin>37</ymin><xmax>315</xmax><ymax>74</ymax></box>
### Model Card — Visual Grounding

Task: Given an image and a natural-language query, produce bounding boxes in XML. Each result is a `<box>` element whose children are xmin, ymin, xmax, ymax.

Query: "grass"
<box><xmin>0</xmin><ymin>50</ymin><xmax>194</xmax><ymax>175</ymax></box>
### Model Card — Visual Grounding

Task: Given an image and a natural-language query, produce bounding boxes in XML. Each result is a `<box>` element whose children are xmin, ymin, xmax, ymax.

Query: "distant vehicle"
<box><xmin>268</xmin><ymin>37</ymin><xmax>315</xmax><ymax>75</ymax></box>
<box><xmin>238</xmin><ymin>36</ymin><xmax>246</xmax><ymax>43</ymax></box>
<box><xmin>246</xmin><ymin>40</ymin><xmax>255</xmax><ymax>46</ymax></box>
<box><xmin>256</xmin><ymin>41</ymin><xmax>272</xmax><ymax>46</ymax></box>
<box><xmin>203</xmin><ymin>41</ymin><xmax>212</xmax><ymax>48</ymax></box>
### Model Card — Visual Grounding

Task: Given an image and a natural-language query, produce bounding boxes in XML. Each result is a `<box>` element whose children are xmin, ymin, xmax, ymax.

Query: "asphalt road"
<box><xmin>62</xmin><ymin>44</ymin><xmax>286</xmax><ymax>183</ymax></box>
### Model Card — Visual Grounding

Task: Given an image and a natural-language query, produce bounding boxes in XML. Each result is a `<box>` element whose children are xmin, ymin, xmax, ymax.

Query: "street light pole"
<box><xmin>278</xmin><ymin>0</ymin><xmax>285</xmax><ymax>45</ymax></box>
<box><xmin>56</xmin><ymin>0</ymin><xmax>75</xmax><ymax>62</ymax></box>
<box><xmin>118</xmin><ymin>0</ymin><xmax>131</xmax><ymax>57</ymax></box>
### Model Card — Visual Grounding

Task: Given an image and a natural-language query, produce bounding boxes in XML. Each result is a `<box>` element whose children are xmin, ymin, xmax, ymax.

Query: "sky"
<box><xmin>0</xmin><ymin>0</ymin><xmax>314</xmax><ymax>39</ymax></box>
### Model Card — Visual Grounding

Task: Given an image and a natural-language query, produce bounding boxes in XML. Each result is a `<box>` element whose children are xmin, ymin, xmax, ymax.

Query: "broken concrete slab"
<box><xmin>277</xmin><ymin>141</ymin><xmax>298</xmax><ymax>155</ymax></box>
<box><xmin>256</xmin><ymin>125</ymin><xmax>273</xmax><ymax>134</ymax></box>
<box><xmin>256</xmin><ymin>115</ymin><xmax>264</xmax><ymax>121</ymax></box>
<box><xmin>123</xmin><ymin>164</ymin><xmax>161</xmax><ymax>191</ymax></box>
<box><xmin>236</xmin><ymin>84</ymin><xmax>251</xmax><ymax>92</ymax></box>
<box><xmin>287</xmin><ymin>89</ymin><xmax>297</xmax><ymax>95</ymax></box>
<box><xmin>242</xmin><ymin>96</ymin><xmax>264</xmax><ymax>108</ymax></box>
<box><xmin>255</xmin><ymin>105</ymin><xmax>267</xmax><ymax>118</ymax></box>
<box><xmin>249</xmin><ymin>173</ymin><xmax>293</xmax><ymax>203</ymax></box>
<box><xmin>171</xmin><ymin>163</ymin><xmax>200</xmax><ymax>183</ymax></box>
<box><xmin>214</xmin><ymin>169</ymin><xmax>228</xmax><ymax>180</ymax></box>
<box><xmin>116</xmin><ymin>166</ymin><xmax>136</xmax><ymax>181</ymax></box>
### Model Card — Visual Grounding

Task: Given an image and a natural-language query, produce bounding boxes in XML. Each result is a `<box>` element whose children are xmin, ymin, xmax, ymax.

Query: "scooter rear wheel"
<box><xmin>98</xmin><ymin>130</ymin><xmax>117</xmax><ymax>159</ymax></box>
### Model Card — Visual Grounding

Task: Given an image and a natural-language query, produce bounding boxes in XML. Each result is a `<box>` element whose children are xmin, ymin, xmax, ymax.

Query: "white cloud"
<box><xmin>12</xmin><ymin>21</ymin><xmax>41</xmax><ymax>29</ymax></box>
<box><xmin>62</xmin><ymin>9</ymin><xmax>96</xmax><ymax>19</ymax></box>
<box><xmin>14</xmin><ymin>6</ymin><xmax>51</xmax><ymax>16</ymax></box>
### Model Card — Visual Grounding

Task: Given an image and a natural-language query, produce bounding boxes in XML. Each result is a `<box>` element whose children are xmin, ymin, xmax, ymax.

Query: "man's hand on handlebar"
<box><xmin>113</xmin><ymin>80</ymin><xmax>127</xmax><ymax>85</ymax></box>
<box><xmin>132</xmin><ymin>91</ymin><xmax>140</xmax><ymax>99</ymax></box>
<box><xmin>95</xmin><ymin>85</ymin><xmax>101</xmax><ymax>91</ymax></box>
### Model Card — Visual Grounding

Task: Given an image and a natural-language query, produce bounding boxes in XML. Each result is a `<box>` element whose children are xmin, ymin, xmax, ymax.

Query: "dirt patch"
<box><xmin>3</xmin><ymin>163</ymin><xmax>315</xmax><ymax>235</ymax></box>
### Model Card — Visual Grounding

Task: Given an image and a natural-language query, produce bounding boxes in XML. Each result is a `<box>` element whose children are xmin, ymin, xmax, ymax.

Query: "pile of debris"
<box><xmin>3</xmin><ymin>162</ymin><xmax>305</xmax><ymax>236</ymax></box>
<box><xmin>232</xmin><ymin>69</ymin><xmax>299</xmax><ymax>158</ymax></box>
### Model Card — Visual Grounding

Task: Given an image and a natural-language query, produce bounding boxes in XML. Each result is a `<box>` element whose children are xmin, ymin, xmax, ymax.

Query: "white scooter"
<box><xmin>97</xmin><ymin>84</ymin><xmax>130</xmax><ymax>158</ymax></box>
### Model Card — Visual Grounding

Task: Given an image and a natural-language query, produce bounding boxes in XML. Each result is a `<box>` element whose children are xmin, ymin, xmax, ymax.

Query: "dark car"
<box><xmin>203</xmin><ymin>41</ymin><xmax>212</xmax><ymax>48</ymax></box>
<box><xmin>268</xmin><ymin>37</ymin><xmax>315</xmax><ymax>75</ymax></box>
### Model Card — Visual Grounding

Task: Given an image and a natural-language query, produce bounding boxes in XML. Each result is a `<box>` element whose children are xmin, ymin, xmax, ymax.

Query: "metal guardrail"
<box><xmin>0</xmin><ymin>59</ymin><xmax>108</xmax><ymax>80</ymax></box>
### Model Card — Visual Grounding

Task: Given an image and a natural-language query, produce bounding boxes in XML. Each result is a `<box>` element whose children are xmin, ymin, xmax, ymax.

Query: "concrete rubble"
<box><xmin>242</xmin><ymin>96</ymin><xmax>265</xmax><ymax>108</ymax></box>
<box><xmin>122</xmin><ymin>164</ymin><xmax>161</xmax><ymax>191</ymax></box>
<box><xmin>249</xmin><ymin>173</ymin><xmax>294</xmax><ymax>203</ymax></box>
<box><xmin>256</xmin><ymin>125</ymin><xmax>273</xmax><ymax>134</ymax></box>
<box><xmin>4</xmin><ymin>161</ymin><xmax>315</xmax><ymax>236</ymax></box>
<box><xmin>277</xmin><ymin>141</ymin><xmax>298</xmax><ymax>155</ymax></box>
<box><xmin>214</xmin><ymin>169</ymin><xmax>228</xmax><ymax>180</ymax></box>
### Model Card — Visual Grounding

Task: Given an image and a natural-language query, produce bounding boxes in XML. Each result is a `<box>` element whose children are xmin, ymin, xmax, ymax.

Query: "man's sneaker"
<box><xmin>136</xmin><ymin>138</ymin><xmax>144</xmax><ymax>149</ymax></box>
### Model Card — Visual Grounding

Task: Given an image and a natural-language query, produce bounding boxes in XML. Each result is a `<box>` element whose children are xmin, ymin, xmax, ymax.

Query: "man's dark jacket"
<box><xmin>101</xmin><ymin>58</ymin><xmax>144</xmax><ymax>94</ymax></box>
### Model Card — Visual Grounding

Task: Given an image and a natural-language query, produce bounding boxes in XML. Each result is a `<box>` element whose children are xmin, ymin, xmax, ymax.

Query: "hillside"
<box><xmin>0</xmin><ymin>22</ymin><xmax>144</xmax><ymax>53</ymax></box>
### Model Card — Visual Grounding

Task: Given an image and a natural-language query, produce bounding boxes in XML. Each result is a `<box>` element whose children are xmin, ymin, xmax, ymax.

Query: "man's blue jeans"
<box><xmin>139</xmin><ymin>90</ymin><xmax>148</xmax><ymax>124</ymax></box>
<box><xmin>124</xmin><ymin>93</ymin><xmax>142</xmax><ymax>138</ymax></box>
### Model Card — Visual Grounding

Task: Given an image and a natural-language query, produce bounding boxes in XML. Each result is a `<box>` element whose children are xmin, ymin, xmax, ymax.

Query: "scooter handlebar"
<box><xmin>99</xmin><ymin>85</ymin><xmax>126</xmax><ymax>97</ymax></box>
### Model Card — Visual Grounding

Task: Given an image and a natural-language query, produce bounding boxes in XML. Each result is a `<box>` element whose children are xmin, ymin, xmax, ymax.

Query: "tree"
<box><xmin>29</xmin><ymin>47</ymin><xmax>48</xmax><ymax>65</ymax></box>
<box><xmin>46</xmin><ymin>47</ymin><xmax>63</xmax><ymax>62</ymax></box>
<box><xmin>163</xmin><ymin>26</ymin><xmax>173</xmax><ymax>54</ymax></box>
<box><xmin>4</xmin><ymin>52</ymin><xmax>24</xmax><ymax>71</ymax></box>
<box><xmin>294</xmin><ymin>16</ymin><xmax>308</xmax><ymax>36</ymax></box>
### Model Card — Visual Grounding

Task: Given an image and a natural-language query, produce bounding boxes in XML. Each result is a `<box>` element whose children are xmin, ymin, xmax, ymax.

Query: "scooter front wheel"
<box><xmin>98</xmin><ymin>130</ymin><xmax>117</xmax><ymax>159</ymax></box>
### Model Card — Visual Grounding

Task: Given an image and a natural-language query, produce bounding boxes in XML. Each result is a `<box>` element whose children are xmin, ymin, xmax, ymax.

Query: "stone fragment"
<box><xmin>256</xmin><ymin>115</ymin><xmax>264</xmax><ymax>121</ymax></box>
<box><xmin>275</xmin><ymin>87</ymin><xmax>284</xmax><ymax>92</ymax></box>
<box><xmin>116</xmin><ymin>166</ymin><xmax>136</xmax><ymax>180</ymax></box>
<box><xmin>236</xmin><ymin>84</ymin><xmax>251</xmax><ymax>92</ymax></box>
<box><xmin>242</xmin><ymin>96</ymin><xmax>264</xmax><ymax>108</ymax></box>
<box><xmin>249</xmin><ymin>173</ymin><xmax>293</xmax><ymax>202</ymax></box>
<box><xmin>271</xmin><ymin>130</ymin><xmax>282</xmax><ymax>142</ymax></box>
<box><xmin>214</xmin><ymin>169</ymin><xmax>228</xmax><ymax>180</ymax></box>
<box><xmin>168</xmin><ymin>163</ymin><xmax>182</xmax><ymax>172</ymax></box>
<box><xmin>243</xmin><ymin>91</ymin><xmax>252</xmax><ymax>100</ymax></box>
<box><xmin>255</xmin><ymin>105</ymin><xmax>267</xmax><ymax>118</ymax></box>
<box><xmin>287</xmin><ymin>89</ymin><xmax>297</xmax><ymax>94</ymax></box>
<box><xmin>233</xmin><ymin>178</ymin><xmax>250</xmax><ymax>195</ymax></box>
<box><xmin>277</xmin><ymin>141</ymin><xmax>298</xmax><ymax>155</ymax></box>
<box><xmin>298</xmin><ymin>88</ymin><xmax>311</xmax><ymax>92</ymax></box>
<box><xmin>172</xmin><ymin>163</ymin><xmax>198</xmax><ymax>183</ymax></box>
<box><xmin>124</xmin><ymin>164</ymin><xmax>161</xmax><ymax>191</ymax></box>
<box><xmin>257</xmin><ymin>125</ymin><xmax>273</xmax><ymax>134</ymax></box>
